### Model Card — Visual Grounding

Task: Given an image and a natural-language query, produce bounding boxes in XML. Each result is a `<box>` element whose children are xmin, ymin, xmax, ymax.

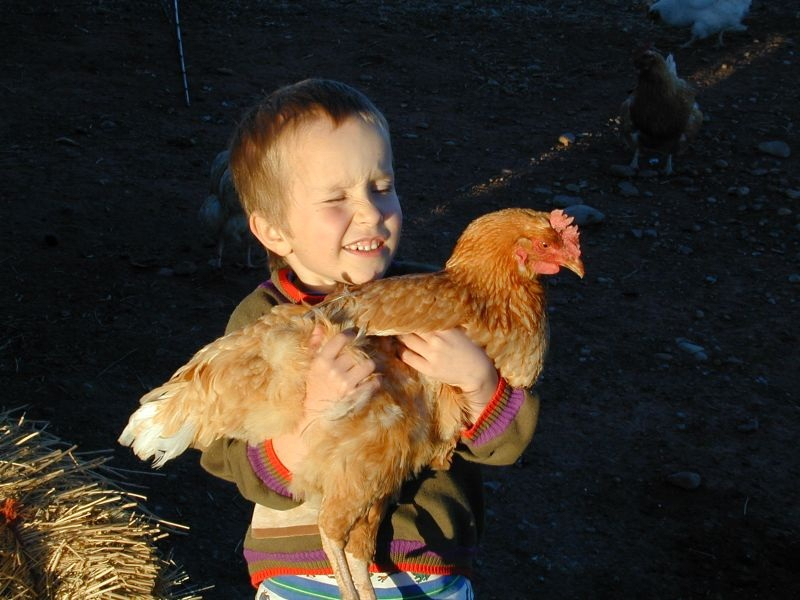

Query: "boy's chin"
<box><xmin>342</xmin><ymin>261</ymin><xmax>391</xmax><ymax>286</ymax></box>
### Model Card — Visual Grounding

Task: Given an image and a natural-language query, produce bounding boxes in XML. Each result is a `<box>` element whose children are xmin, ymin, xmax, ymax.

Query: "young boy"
<box><xmin>199</xmin><ymin>78</ymin><xmax>540</xmax><ymax>599</ymax></box>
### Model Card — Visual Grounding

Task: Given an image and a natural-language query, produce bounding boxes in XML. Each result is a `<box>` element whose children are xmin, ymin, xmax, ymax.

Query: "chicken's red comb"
<box><xmin>549</xmin><ymin>209</ymin><xmax>581</xmax><ymax>259</ymax></box>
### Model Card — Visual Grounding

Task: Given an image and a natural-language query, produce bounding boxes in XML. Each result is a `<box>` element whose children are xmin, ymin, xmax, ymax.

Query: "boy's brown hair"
<box><xmin>228</xmin><ymin>79</ymin><xmax>390</xmax><ymax>270</ymax></box>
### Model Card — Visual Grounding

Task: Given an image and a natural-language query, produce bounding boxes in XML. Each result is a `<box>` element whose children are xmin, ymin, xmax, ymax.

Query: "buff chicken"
<box><xmin>119</xmin><ymin>207</ymin><xmax>584</xmax><ymax>599</ymax></box>
<box><xmin>620</xmin><ymin>46</ymin><xmax>703</xmax><ymax>175</ymax></box>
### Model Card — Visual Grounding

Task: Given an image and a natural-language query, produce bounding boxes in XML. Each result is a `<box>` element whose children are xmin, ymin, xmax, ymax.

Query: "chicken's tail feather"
<box><xmin>119</xmin><ymin>307</ymin><xmax>320</xmax><ymax>467</ymax></box>
<box><xmin>118</xmin><ymin>398</ymin><xmax>198</xmax><ymax>467</ymax></box>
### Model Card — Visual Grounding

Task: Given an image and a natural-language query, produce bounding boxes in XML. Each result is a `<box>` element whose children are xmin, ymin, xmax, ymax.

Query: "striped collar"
<box><xmin>274</xmin><ymin>269</ymin><xmax>327</xmax><ymax>306</ymax></box>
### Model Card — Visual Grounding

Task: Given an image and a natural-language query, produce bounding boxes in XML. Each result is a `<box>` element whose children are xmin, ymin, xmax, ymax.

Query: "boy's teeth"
<box><xmin>346</xmin><ymin>240</ymin><xmax>380</xmax><ymax>251</ymax></box>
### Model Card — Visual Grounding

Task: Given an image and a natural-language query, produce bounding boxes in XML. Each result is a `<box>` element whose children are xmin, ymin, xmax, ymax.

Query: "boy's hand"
<box><xmin>304</xmin><ymin>327</ymin><xmax>380</xmax><ymax>415</ymax></box>
<box><xmin>397</xmin><ymin>328</ymin><xmax>498</xmax><ymax>423</ymax></box>
<box><xmin>273</xmin><ymin>326</ymin><xmax>379</xmax><ymax>472</ymax></box>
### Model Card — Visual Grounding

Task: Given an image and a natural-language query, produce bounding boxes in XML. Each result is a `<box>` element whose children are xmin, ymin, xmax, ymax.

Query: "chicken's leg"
<box><xmin>628</xmin><ymin>147</ymin><xmax>640</xmax><ymax>171</ymax></box>
<box><xmin>663</xmin><ymin>154</ymin><xmax>674</xmax><ymax>176</ymax></box>
<box><xmin>346</xmin><ymin>550</ymin><xmax>376</xmax><ymax>600</ymax></box>
<box><xmin>319</xmin><ymin>527</ymin><xmax>359</xmax><ymax>600</ymax></box>
<box><xmin>344</xmin><ymin>499</ymin><xmax>389</xmax><ymax>600</ymax></box>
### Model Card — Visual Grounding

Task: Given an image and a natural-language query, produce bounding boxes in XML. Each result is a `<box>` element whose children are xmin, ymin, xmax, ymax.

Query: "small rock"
<box><xmin>676</xmin><ymin>337</ymin><xmax>708</xmax><ymax>361</ymax></box>
<box><xmin>610</xmin><ymin>164</ymin><xmax>636</xmax><ymax>178</ymax></box>
<box><xmin>737</xmin><ymin>418</ymin><xmax>759</xmax><ymax>433</ymax></box>
<box><xmin>174</xmin><ymin>261</ymin><xmax>198</xmax><ymax>276</ymax></box>
<box><xmin>785</xmin><ymin>189</ymin><xmax>800</xmax><ymax>200</ymax></box>
<box><xmin>618</xmin><ymin>181</ymin><xmax>639</xmax><ymax>197</ymax></box>
<box><xmin>56</xmin><ymin>136</ymin><xmax>80</xmax><ymax>147</ymax></box>
<box><xmin>757</xmin><ymin>140</ymin><xmax>791</xmax><ymax>158</ymax></box>
<box><xmin>552</xmin><ymin>194</ymin><xmax>583</xmax><ymax>208</ymax></box>
<box><xmin>788</xmin><ymin>274</ymin><xmax>800</xmax><ymax>283</ymax></box>
<box><xmin>563</xmin><ymin>204</ymin><xmax>605</xmax><ymax>226</ymax></box>
<box><xmin>714</xmin><ymin>159</ymin><xmax>729</xmax><ymax>169</ymax></box>
<box><xmin>667</xmin><ymin>471</ymin><xmax>702</xmax><ymax>490</ymax></box>
<box><xmin>165</xmin><ymin>136</ymin><xmax>196</xmax><ymax>148</ymax></box>
<box><xmin>728</xmin><ymin>186</ymin><xmax>750</xmax><ymax>197</ymax></box>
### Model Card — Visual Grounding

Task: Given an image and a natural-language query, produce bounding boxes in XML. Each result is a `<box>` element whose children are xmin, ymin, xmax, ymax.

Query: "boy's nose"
<box><xmin>354</xmin><ymin>197</ymin><xmax>383</xmax><ymax>225</ymax></box>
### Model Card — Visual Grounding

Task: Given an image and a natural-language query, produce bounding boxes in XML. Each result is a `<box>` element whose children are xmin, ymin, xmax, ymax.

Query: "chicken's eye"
<box><xmin>539</xmin><ymin>241</ymin><xmax>549</xmax><ymax>249</ymax></box>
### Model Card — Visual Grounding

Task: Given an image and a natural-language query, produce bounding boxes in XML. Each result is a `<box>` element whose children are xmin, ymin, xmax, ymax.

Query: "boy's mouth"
<box><xmin>343</xmin><ymin>238</ymin><xmax>384</xmax><ymax>253</ymax></box>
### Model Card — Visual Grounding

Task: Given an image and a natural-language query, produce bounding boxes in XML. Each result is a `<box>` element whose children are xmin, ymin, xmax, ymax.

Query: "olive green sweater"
<box><xmin>200</xmin><ymin>267</ymin><xmax>540</xmax><ymax>587</ymax></box>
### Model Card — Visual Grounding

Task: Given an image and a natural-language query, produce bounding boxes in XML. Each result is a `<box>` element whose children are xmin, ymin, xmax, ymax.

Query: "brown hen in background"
<box><xmin>620</xmin><ymin>46</ymin><xmax>703</xmax><ymax>175</ymax></box>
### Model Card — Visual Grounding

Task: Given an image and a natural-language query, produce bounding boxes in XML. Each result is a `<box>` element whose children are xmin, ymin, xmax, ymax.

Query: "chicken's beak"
<box><xmin>563</xmin><ymin>258</ymin><xmax>585</xmax><ymax>279</ymax></box>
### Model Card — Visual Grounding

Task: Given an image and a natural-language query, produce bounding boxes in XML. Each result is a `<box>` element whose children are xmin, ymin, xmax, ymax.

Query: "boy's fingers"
<box><xmin>357</xmin><ymin>374</ymin><xmax>382</xmax><ymax>397</ymax></box>
<box><xmin>398</xmin><ymin>345</ymin><xmax>425</xmax><ymax>372</ymax></box>
<box><xmin>316</xmin><ymin>329</ymin><xmax>356</xmax><ymax>358</ymax></box>
<box><xmin>308</xmin><ymin>325</ymin><xmax>325</xmax><ymax>353</ymax></box>
<box><xmin>348</xmin><ymin>358</ymin><xmax>376</xmax><ymax>382</ymax></box>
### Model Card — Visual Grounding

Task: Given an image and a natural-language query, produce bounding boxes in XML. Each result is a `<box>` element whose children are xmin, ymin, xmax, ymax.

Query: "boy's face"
<box><xmin>275</xmin><ymin>115</ymin><xmax>402</xmax><ymax>293</ymax></box>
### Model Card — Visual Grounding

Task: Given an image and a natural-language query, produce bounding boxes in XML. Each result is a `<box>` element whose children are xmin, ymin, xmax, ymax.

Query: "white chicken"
<box><xmin>198</xmin><ymin>149</ymin><xmax>256</xmax><ymax>268</ymax></box>
<box><xmin>649</xmin><ymin>0</ymin><xmax>751</xmax><ymax>48</ymax></box>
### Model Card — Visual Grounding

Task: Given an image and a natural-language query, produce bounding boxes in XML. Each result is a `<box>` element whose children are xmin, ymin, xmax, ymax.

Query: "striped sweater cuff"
<box><xmin>463</xmin><ymin>378</ymin><xmax>525</xmax><ymax>447</ymax></box>
<box><xmin>247</xmin><ymin>440</ymin><xmax>293</xmax><ymax>497</ymax></box>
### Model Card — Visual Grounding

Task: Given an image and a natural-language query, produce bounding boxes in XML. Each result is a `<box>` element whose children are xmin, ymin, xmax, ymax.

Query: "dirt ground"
<box><xmin>2</xmin><ymin>1</ymin><xmax>798</xmax><ymax>598</ymax></box>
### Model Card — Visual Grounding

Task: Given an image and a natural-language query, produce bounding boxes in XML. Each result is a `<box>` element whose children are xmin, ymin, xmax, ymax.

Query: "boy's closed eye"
<box><xmin>373</xmin><ymin>178</ymin><xmax>394</xmax><ymax>192</ymax></box>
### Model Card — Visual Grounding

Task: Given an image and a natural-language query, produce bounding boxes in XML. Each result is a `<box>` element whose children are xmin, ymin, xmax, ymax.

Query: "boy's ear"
<box><xmin>249</xmin><ymin>212</ymin><xmax>292</xmax><ymax>258</ymax></box>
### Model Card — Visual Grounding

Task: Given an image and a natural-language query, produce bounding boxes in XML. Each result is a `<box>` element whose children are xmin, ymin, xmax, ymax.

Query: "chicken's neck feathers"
<box><xmin>445</xmin><ymin>246</ymin><xmax>547</xmax><ymax>332</ymax></box>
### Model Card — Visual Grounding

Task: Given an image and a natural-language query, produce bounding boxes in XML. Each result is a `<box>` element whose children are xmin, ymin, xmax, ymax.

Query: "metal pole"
<box><xmin>173</xmin><ymin>0</ymin><xmax>190</xmax><ymax>107</ymax></box>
